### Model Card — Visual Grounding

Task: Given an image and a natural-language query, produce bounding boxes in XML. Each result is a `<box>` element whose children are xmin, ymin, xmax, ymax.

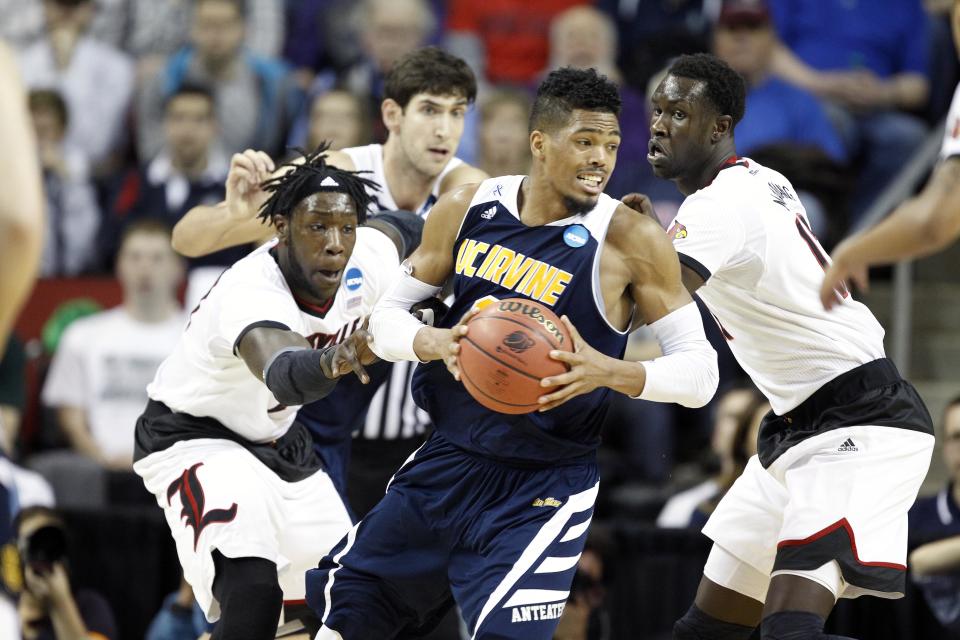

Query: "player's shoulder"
<box><xmin>219</xmin><ymin>240</ymin><xmax>285</xmax><ymax>291</ymax></box>
<box><xmin>352</xmin><ymin>225</ymin><xmax>401</xmax><ymax>269</ymax></box>
<box><xmin>606</xmin><ymin>203</ymin><xmax>678</xmax><ymax>266</ymax></box>
<box><xmin>439</xmin><ymin>160</ymin><xmax>489</xmax><ymax>194</ymax></box>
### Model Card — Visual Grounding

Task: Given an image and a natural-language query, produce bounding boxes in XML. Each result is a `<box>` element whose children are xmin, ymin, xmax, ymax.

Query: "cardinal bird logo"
<box><xmin>167</xmin><ymin>463</ymin><xmax>238</xmax><ymax>550</ymax></box>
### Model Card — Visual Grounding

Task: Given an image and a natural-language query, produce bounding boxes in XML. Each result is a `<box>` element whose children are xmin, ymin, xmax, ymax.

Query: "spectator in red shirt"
<box><xmin>445</xmin><ymin>0</ymin><xmax>587</xmax><ymax>86</ymax></box>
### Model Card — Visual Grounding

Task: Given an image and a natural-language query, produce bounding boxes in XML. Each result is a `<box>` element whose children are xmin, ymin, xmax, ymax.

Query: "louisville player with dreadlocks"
<box><xmin>132</xmin><ymin>147</ymin><xmax>414</xmax><ymax>639</ymax></box>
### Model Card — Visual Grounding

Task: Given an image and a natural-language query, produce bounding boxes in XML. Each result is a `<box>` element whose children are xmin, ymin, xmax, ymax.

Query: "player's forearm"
<box><xmin>370</xmin><ymin>270</ymin><xmax>441</xmax><ymax>362</ymax></box>
<box><xmin>172</xmin><ymin>202</ymin><xmax>270</xmax><ymax>257</ymax></box>
<box><xmin>835</xmin><ymin>161</ymin><xmax>960</xmax><ymax>266</ymax></box>
<box><xmin>910</xmin><ymin>535</ymin><xmax>960</xmax><ymax>576</ymax></box>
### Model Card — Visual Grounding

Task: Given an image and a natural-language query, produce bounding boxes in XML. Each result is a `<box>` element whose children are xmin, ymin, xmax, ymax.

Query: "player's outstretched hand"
<box><xmin>328</xmin><ymin>329</ymin><xmax>377</xmax><ymax>383</ymax></box>
<box><xmin>225</xmin><ymin>149</ymin><xmax>275</xmax><ymax>222</ymax></box>
<box><xmin>820</xmin><ymin>243</ymin><xmax>868</xmax><ymax>310</ymax></box>
<box><xmin>538</xmin><ymin>316</ymin><xmax>609</xmax><ymax>412</ymax></box>
<box><xmin>443</xmin><ymin>306</ymin><xmax>480</xmax><ymax>381</ymax></box>
<box><xmin>620</xmin><ymin>192</ymin><xmax>656</xmax><ymax>219</ymax></box>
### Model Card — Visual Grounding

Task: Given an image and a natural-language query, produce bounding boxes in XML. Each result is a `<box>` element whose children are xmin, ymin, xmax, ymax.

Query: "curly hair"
<box><xmin>667</xmin><ymin>53</ymin><xmax>746</xmax><ymax>125</ymax></box>
<box><xmin>529</xmin><ymin>67</ymin><xmax>621</xmax><ymax>134</ymax></box>
<box><xmin>384</xmin><ymin>46</ymin><xmax>477</xmax><ymax>109</ymax></box>
<box><xmin>258</xmin><ymin>143</ymin><xmax>380</xmax><ymax>224</ymax></box>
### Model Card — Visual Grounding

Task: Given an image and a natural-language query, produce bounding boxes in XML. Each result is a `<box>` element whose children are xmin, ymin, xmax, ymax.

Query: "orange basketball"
<box><xmin>457</xmin><ymin>298</ymin><xmax>573</xmax><ymax>414</ymax></box>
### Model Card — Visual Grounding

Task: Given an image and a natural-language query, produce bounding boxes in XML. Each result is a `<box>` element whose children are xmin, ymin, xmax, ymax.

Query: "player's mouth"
<box><xmin>427</xmin><ymin>147</ymin><xmax>450</xmax><ymax>160</ymax></box>
<box><xmin>647</xmin><ymin>140</ymin><xmax>668</xmax><ymax>164</ymax></box>
<box><xmin>576</xmin><ymin>171</ymin><xmax>605</xmax><ymax>195</ymax></box>
<box><xmin>314</xmin><ymin>268</ymin><xmax>343</xmax><ymax>286</ymax></box>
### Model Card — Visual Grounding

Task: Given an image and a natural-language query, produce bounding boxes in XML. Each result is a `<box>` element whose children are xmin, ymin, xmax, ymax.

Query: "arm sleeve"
<box><xmin>942</xmin><ymin>84</ymin><xmax>960</xmax><ymax>161</ymax></box>
<box><xmin>369</xmin><ymin>266</ymin><xmax>441</xmax><ymax>362</ymax></box>
<box><xmin>635</xmin><ymin>302</ymin><xmax>718</xmax><ymax>408</ymax></box>
<box><xmin>669</xmin><ymin>197</ymin><xmax>746</xmax><ymax>282</ymax></box>
<box><xmin>40</xmin><ymin>324</ymin><xmax>89</xmax><ymax>408</ymax></box>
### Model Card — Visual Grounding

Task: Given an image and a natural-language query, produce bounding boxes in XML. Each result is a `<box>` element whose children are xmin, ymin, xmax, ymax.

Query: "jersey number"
<box><xmin>795</xmin><ymin>215</ymin><xmax>849</xmax><ymax>299</ymax></box>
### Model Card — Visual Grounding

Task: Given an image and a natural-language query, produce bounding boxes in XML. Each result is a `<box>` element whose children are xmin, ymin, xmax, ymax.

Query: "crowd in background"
<box><xmin>1</xmin><ymin>0</ymin><xmax>960</xmax><ymax>638</ymax></box>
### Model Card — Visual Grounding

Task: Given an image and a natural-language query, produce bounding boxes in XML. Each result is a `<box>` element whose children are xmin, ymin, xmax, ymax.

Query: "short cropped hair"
<box><xmin>667</xmin><ymin>53</ymin><xmax>746</xmax><ymax>125</ymax></box>
<box><xmin>384</xmin><ymin>47</ymin><xmax>477</xmax><ymax>109</ymax></box>
<box><xmin>163</xmin><ymin>82</ymin><xmax>216</xmax><ymax>115</ymax></box>
<box><xmin>119</xmin><ymin>219</ymin><xmax>174</xmax><ymax>251</ymax></box>
<box><xmin>529</xmin><ymin>67</ymin><xmax>621</xmax><ymax>134</ymax></box>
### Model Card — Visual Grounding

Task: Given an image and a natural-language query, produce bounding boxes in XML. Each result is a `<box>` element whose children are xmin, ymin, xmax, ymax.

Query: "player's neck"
<box><xmin>676</xmin><ymin>145</ymin><xmax>739</xmax><ymax>196</ymax></box>
<box><xmin>382</xmin><ymin>138</ymin><xmax>440</xmax><ymax>210</ymax></box>
<box><xmin>519</xmin><ymin>174</ymin><xmax>584</xmax><ymax>226</ymax></box>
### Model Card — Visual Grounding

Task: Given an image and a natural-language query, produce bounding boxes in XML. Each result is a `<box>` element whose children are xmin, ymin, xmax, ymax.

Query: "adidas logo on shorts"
<box><xmin>837</xmin><ymin>438</ymin><xmax>859</xmax><ymax>452</ymax></box>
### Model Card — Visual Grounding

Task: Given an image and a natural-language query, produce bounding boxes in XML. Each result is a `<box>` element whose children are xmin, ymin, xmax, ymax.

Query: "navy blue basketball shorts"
<box><xmin>305</xmin><ymin>431</ymin><xmax>599</xmax><ymax>639</ymax></box>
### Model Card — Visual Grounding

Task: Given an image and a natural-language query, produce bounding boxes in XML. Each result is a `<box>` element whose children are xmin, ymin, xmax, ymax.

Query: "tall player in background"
<box><xmin>0</xmin><ymin>40</ymin><xmax>45</xmax><ymax>640</ymax></box>
<box><xmin>133</xmin><ymin>150</ymin><xmax>413</xmax><ymax>639</ymax></box>
<box><xmin>820</xmin><ymin>0</ymin><xmax>960</xmax><ymax>309</ymax></box>
<box><xmin>308</xmin><ymin>67</ymin><xmax>718</xmax><ymax>640</ymax></box>
<box><xmin>632</xmin><ymin>53</ymin><xmax>934</xmax><ymax>640</ymax></box>
<box><xmin>171</xmin><ymin>46</ymin><xmax>487</xmax><ymax>510</ymax></box>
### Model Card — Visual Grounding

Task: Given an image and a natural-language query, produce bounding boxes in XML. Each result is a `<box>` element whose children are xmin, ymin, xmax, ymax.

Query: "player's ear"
<box><xmin>273</xmin><ymin>214</ymin><xmax>289</xmax><ymax>243</ymax></box>
<box><xmin>381</xmin><ymin>98</ymin><xmax>403</xmax><ymax>134</ymax></box>
<box><xmin>530</xmin><ymin>130</ymin><xmax>546</xmax><ymax>161</ymax></box>
<box><xmin>713</xmin><ymin>115</ymin><xmax>733</xmax><ymax>142</ymax></box>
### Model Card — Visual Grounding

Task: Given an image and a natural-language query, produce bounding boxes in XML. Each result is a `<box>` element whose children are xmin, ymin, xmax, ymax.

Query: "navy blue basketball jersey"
<box><xmin>412</xmin><ymin>176</ymin><xmax>630</xmax><ymax>464</ymax></box>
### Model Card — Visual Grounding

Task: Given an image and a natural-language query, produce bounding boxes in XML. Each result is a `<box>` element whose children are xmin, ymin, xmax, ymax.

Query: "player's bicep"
<box><xmin>236</xmin><ymin>326</ymin><xmax>310</xmax><ymax>381</ymax></box>
<box><xmin>626</xmin><ymin>218</ymin><xmax>694</xmax><ymax>324</ymax></box>
<box><xmin>926</xmin><ymin>157</ymin><xmax>960</xmax><ymax>243</ymax></box>
<box><xmin>408</xmin><ymin>184</ymin><xmax>478</xmax><ymax>285</ymax></box>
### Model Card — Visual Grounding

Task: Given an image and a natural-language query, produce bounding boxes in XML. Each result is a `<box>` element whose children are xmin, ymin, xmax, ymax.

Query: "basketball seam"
<box><xmin>459</xmin><ymin>366</ymin><xmax>539</xmax><ymax>409</ymax></box>
<box><xmin>473</xmin><ymin>314</ymin><xmax>567</xmax><ymax>351</ymax></box>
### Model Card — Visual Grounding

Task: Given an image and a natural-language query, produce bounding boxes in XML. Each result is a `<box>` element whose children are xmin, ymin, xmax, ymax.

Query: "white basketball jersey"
<box><xmin>669</xmin><ymin>158</ymin><xmax>885</xmax><ymax>414</ymax></box>
<box><xmin>147</xmin><ymin>227</ymin><xmax>400</xmax><ymax>442</ymax></box>
<box><xmin>942</xmin><ymin>82</ymin><xmax>960</xmax><ymax>160</ymax></box>
<box><xmin>343</xmin><ymin>143</ymin><xmax>464</xmax><ymax>216</ymax></box>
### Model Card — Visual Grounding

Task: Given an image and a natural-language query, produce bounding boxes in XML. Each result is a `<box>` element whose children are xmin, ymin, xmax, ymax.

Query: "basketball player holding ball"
<box><xmin>305</xmin><ymin>68</ymin><xmax>719</xmax><ymax>640</ymax></box>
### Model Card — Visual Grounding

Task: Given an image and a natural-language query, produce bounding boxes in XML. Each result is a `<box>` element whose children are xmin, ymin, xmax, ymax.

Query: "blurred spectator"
<box><xmin>283</xmin><ymin>0</ymin><xmax>359</xmax><ymax>84</ymax></box>
<box><xmin>477</xmin><ymin>89</ymin><xmax>531</xmax><ymax>176</ymax></box>
<box><xmin>145</xmin><ymin>577</ymin><xmax>210</xmax><ymax>640</ymax></box>
<box><xmin>596</xmin><ymin>0</ymin><xmax>709</xmax><ymax>93</ymax></box>
<box><xmin>446</xmin><ymin>0</ymin><xmax>587</xmax><ymax>86</ymax></box>
<box><xmin>16</xmin><ymin>506</ymin><xmax>118</xmax><ymax>640</ymax></box>
<box><xmin>0</xmin><ymin>336</ymin><xmax>28</xmax><ymax>456</ymax></box>
<box><xmin>287</xmin><ymin>89</ymin><xmax>374</xmax><ymax>152</ymax></box>
<box><xmin>316</xmin><ymin>0</ymin><xmax>437</xmax><ymax>143</ymax></box>
<box><xmin>28</xmin><ymin>89</ymin><xmax>100</xmax><ymax>277</ymax></box>
<box><xmin>546</xmin><ymin>5</ymin><xmax>648</xmax><ymax>198</ymax></box>
<box><xmin>908</xmin><ymin>395</ymin><xmax>960</xmax><ymax>635</ymax></box>
<box><xmin>106</xmin><ymin>83</ymin><xmax>237</xmax><ymax>270</ymax></box>
<box><xmin>37</xmin><ymin>221</ymin><xmax>184</xmax><ymax>506</ymax></box>
<box><xmin>17</xmin><ymin>0</ymin><xmax>135</xmax><ymax>170</ymax></box>
<box><xmin>712</xmin><ymin>0</ymin><xmax>848</xmax><ymax>238</ymax></box>
<box><xmin>137</xmin><ymin>0</ymin><xmax>302</xmax><ymax>161</ymax></box>
<box><xmin>657</xmin><ymin>385</ymin><xmax>766</xmax><ymax>528</ymax></box>
<box><xmin>768</xmin><ymin>0</ymin><xmax>931</xmax><ymax>225</ymax></box>
<box><xmin>0</xmin><ymin>335</ymin><xmax>55</xmax><ymax>507</ymax></box>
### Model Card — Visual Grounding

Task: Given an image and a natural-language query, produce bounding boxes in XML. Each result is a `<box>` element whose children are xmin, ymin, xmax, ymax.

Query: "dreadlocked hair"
<box><xmin>258</xmin><ymin>142</ymin><xmax>380</xmax><ymax>224</ymax></box>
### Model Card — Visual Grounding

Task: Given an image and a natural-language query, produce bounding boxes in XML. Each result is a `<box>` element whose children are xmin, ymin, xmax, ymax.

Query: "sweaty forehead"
<box><xmin>655</xmin><ymin>75</ymin><xmax>708</xmax><ymax>105</ymax></box>
<box><xmin>295</xmin><ymin>192</ymin><xmax>357</xmax><ymax>218</ymax></box>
